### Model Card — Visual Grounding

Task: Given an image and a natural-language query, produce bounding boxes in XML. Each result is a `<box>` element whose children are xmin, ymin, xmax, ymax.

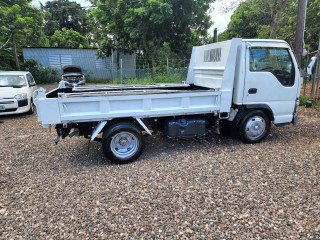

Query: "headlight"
<box><xmin>14</xmin><ymin>93</ymin><xmax>27</xmax><ymax>100</ymax></box>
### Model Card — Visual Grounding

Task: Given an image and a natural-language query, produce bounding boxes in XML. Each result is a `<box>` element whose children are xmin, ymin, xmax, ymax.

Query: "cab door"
<box><xmin>242</xmin><ymin>45</ymin><xmax>300</xmax><ymax>124</ymax></box>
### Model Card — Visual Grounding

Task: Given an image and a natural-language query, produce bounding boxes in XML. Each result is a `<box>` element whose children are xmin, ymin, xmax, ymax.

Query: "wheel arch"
<box><xmin>245</xmin><ymin>104</ymin><xmax>274</xmax><ymax>122</ymax></box>
<box><xmin>103</xmin><ymin>117</ymin><xmax>143</xmax><ymax>132</ymax></box>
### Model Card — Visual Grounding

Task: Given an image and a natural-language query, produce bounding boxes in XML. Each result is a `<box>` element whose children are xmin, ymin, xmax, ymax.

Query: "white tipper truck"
<box><xmin>35</xmin><ymin>38</ymin><xmax>301</xmax><ymax>164</ymax></box>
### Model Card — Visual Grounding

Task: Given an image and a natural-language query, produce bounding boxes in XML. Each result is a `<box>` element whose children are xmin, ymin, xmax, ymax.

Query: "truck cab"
<box><xmin>234</xmin><ymin>40</ymin><xmax>300</xmax><ymax>125</ymax></box>
<box><xmin>187</xmin><ymin>39</ymin><xmax>301</xmax><ymax>142</ymax></box>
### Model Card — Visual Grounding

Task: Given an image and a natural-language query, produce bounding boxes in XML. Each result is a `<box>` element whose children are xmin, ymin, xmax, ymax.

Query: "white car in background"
<box><xmin>0</xmin><ymin>71</ymin><xmax>37</xmax><ymax>115</ymax></box>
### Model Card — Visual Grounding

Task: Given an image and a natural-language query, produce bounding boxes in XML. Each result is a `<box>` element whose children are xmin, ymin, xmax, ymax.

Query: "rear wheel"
<box><xmin>238</xmin><ymin>110</ymin><xmax>271</xmax><ymax>143</ymax></box>
<box><xmin>102</xmin><ymin>122</ymin><xmax>144</xmax><ymax>164</ymax></box>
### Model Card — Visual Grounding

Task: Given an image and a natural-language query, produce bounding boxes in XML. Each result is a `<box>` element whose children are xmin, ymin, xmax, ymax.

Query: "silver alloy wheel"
<box><xmin>245</xmin><ymin>116</ymin><xmax>266</xmax><ymax>140</ymax></box>
<box><xmin>110</xmin><ymin>131</ymin><xmax>138</xmax><ymax>159</ymax></box>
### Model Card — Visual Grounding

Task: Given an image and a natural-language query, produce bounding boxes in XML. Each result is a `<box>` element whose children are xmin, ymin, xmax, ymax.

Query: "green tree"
<box><xmin>218</xmin><ymin>0</ymin><xmax>264</xmax><ymax>41</ymax></box>
<box><xmin>305</xmin><ymin>0</ymin><xmax>320</xmax><ymax>51</ymax></box>
<box><xmin>89</xmin><ymin>0</ymin><xmax>214</xmax><ymax>74</ymax></box>
<box><xmin>0</xmin><ymin>0</ymin><xmax>44</xmax><ymax>70</ymax></box>
<box><xmin>49</xmin><ymin>27</ymin><xmax>89</xmax><ymax>48</ymax></box>
<box><xmin>41</xmin><ymin>0</ymin><xmax>88</xmax><ymax>36</ymax></box>
<box><xmin>219</xmin><ymin>0</ymin><xmax>294</xmax><ymax>41</ymax></box>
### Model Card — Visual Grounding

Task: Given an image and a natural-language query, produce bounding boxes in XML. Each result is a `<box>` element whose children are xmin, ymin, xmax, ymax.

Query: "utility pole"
<box><xmin>294</xmin><ymin>0</ymin><xmax>308</xmax><ymax>67</ymax></box>
<box><xmin>213</xmin><ymin>28</ymin><xmax>218</xmax><ymax>43</ymax></box>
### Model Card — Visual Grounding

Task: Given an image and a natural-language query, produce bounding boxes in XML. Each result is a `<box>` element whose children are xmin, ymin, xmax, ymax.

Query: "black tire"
<box><xmin>238</xmin><ymin>110</ymin><xmax>271</xmax><ymax>143</ymax></box>
<box><xmin>27</xmin><ymin>98</ymin><xmax>34</xmax><ymax>115</ymax></box>
<box><xmin>221</xmin><ymin>108</ymin><xmax>245</xmax><ymax>138</ymax></box>
<box><xmin>102</xmin><ymin>122</ymin><xmax>144</xmax><ymax>164</ymax></box>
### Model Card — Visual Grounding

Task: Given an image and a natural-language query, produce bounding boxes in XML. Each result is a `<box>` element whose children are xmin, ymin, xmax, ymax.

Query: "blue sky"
<box><xmin>32</xmin><ymin>0</ymin><xmax>232</xmax><ymax>34</ymax></box>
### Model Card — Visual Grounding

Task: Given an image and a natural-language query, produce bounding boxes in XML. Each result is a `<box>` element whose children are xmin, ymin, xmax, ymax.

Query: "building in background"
<box><xmin>22</xmin><ymin>47</ymin><xmax>136</xmax><ymax>79</ymax></box>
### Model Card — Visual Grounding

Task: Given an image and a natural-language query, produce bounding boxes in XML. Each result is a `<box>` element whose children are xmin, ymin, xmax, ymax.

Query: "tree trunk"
<box><xmin>12</xmin><ymin>31</ymin><xmax>20</xmax><ymax>70</ymax></box>
<box><xmin>269</xmin><ymin>0</ymin><xmax>289</xmax><ymax>39</ymax></box>
<box><xmin>151</xmin><ymin>54</ymin><xmax>156</xmax><ymax>78</ymax></box>
<box><xmin>270</xmin><ymin>19</ymin><xmax>278</xmax><ymax>39</ymax></box>
<box><xmin>117</xmin><ymin>51</ymin><xmax>120</xmax><ymax>69</ymax></box>
<box><xmin>294</xmin><ymin>0</ymin><xmax>308</xmax><ymax>67</ymax></box>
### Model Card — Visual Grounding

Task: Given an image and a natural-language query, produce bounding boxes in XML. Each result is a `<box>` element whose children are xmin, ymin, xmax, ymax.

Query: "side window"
<box><xmin>249</xmin><ymin>47</ymin><xmax>295</xmax><ymax>87</ymax></box>
<box><xmin>27</xmin><ymin>74</ymin><xmax>35</xmax><ymax>86</ymax></box>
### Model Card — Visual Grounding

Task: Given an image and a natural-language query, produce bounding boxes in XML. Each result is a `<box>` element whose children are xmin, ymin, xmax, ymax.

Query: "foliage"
<box><xmin>86</xmin><ymin>77</ymin><xmax>113</xmax><ymax>84</ymax></box>
<box><xmin>0</xmin><ymin>0</ymin><xmax>45</xmax><ymax>70</ymax></box>
<box><xmin>218</xmin><ymin>0</ymin><xmax>296</xmax><ymax>41</ymax></box>
<box><xmin>299</xmin><ymin>96</ymin><xmax>309</xmax><ymax>106</ymax></box>
<box><xmin>116</xmin><ymin>74</ymin><xmax>185</xmax><ymax>84</ymax></box>
<box><xmin>41</xmin><ymin>0</ymin><xmax>89</xmax><ymax>36</ymax></box>
<box><xmin>21</xmin><ymin>59</ymin><xmax>60</xmax><ymax>84</ymax></box>
<box><xmin>89</xmin><ymin>0</ymin><xmax>214</xmax><ymax>73</ymax></box>
<box><xmin>218</xmin><ymin>0</ymin><xmax>264</xmax><ymax>41</ymax></box>
<box><xmin>49</xmin><ymin>27</ymin><xmax>89</xmax><ymax>48</ymax></box>
<box><xmin>218</xmin><ymin>0</ymin><xmax>320</xmax><ymax>64</ymax></box>
<box><xmin>305</xmin><ymin>0</ymin><xmax>320</xmax><ymax>52</ymax></box>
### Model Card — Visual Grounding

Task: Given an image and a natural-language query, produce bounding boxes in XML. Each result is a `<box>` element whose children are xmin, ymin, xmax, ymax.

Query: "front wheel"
<box><xmin>102</xmin><ymin>122</ymin><xmax>144</xmax><ymax>164</ymax></box>
<box><xmin>27</xmin><ymin>98</ymin><xmax>34</xmax><ymax>115</ymax></box>
<box><xmin>238</xmin><ymin>110</ymin><xmax>271</xmax><ymax>143</ymax></box>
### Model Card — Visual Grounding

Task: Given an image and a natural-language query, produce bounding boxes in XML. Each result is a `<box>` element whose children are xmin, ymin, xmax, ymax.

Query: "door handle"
<box><xmin>248</xmin><ymin>88</ymin><xmax>257</xmax><ymax>94</ymax></box>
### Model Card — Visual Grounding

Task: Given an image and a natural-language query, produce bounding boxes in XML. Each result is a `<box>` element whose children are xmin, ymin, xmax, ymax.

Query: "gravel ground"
<box><xmin>0</xmin><ymin>105</ymin><xmax>319</xmax><ymax>239</ymax></box>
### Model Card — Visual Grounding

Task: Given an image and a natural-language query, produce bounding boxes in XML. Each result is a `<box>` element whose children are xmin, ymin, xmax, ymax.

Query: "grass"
<box><xmin>86</xmin><ymin>78</ymin><xmax>113</xmax><ymax>84</ymax></box>
<box><xmin>86</xmin><ymin>74</ymin><xmax>186</xmax><ymax>85</ymax></box>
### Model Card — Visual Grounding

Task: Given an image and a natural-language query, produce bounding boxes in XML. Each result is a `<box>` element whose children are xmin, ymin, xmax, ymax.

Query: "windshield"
<box><xmin>0</xmin><ymin>75</ymin><xmax>27</xmax><ymax>87</ymax></box>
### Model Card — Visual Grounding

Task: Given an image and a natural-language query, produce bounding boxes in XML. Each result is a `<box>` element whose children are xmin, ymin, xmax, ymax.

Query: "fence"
<box><xmin>86</xmin><ymin>57</ymin><xmax>190</xmax><ymax>84</ymax></box>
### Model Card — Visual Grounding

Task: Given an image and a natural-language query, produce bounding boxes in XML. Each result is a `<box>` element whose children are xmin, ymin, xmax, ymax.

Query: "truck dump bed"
<box><xmin>35</xmin><ymin>39</ymin><xmax>242</xmax><ymax>127</ymax></box>
<box><xmin>35</xmin><ymin>84</ymin><xmax>222</xmax><ymax>127</ymax></box>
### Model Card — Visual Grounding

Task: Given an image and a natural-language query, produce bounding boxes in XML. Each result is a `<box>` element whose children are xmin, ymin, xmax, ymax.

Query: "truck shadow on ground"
<box><xmin>67</xmin><ymin>125</ymin><xmax>300</xmax><ymax>167</ymax></box>
<box><xmin>67</xmin><ymin>129</ymin><xmax>274</xmax><ymax>167</ymax></box>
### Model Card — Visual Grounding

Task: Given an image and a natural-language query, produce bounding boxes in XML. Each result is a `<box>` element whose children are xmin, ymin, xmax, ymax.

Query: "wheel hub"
<box><xmin>119</xmin><ymin>138</ymin><xmax>128</xmax><ymax>146</ymax></box>
<box><xmin>245</xmin><ymin>116</ymin><xmax>266</xmax><ymax>139</ymax></box>
<box><xmin>110</xmin><ymin>132</ymin><xmax>138</xmax><ymax>158</ymax></box>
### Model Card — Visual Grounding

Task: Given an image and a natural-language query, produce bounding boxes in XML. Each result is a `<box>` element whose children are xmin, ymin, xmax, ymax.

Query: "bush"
<box><xmin>299</xmin><ymin>96</ymin><xmax>308</xmax><ymax>106</ymax></box>
<box><xmin>21</xmin><ymin>59</ymin><xmax>60</xmax><ymax>84</ymax></box>
<box><xmin>85</xmin><ymin>76</ymin><xmax>113</xmax><ymax>84</ymax></box>
<box><xmin>121</xmin><ymin>74</ymin><xmax>186</xmax><ymax>84</ymax></box>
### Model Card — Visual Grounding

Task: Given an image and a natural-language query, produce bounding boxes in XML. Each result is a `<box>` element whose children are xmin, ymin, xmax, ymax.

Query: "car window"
<box><xmin>249</xmin><ymin>47</ymin><xmax>295</xmax><ymax>87</ymax></box>
<box><xmin>0</xmin><ymin>75</ymin><xmax>27</xmax><ymax>87</ymax></box>
<box><xmin>27</xmin><ymin>74</ymin><xmax>36</xmax><ymax>86</ymax></box>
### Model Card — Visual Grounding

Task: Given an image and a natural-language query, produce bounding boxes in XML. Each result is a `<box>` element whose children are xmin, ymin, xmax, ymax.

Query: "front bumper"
<box><xmin>0</xmin><ymin>98</ymin><xmax>29</xmax><ymax>115</ymax></box>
